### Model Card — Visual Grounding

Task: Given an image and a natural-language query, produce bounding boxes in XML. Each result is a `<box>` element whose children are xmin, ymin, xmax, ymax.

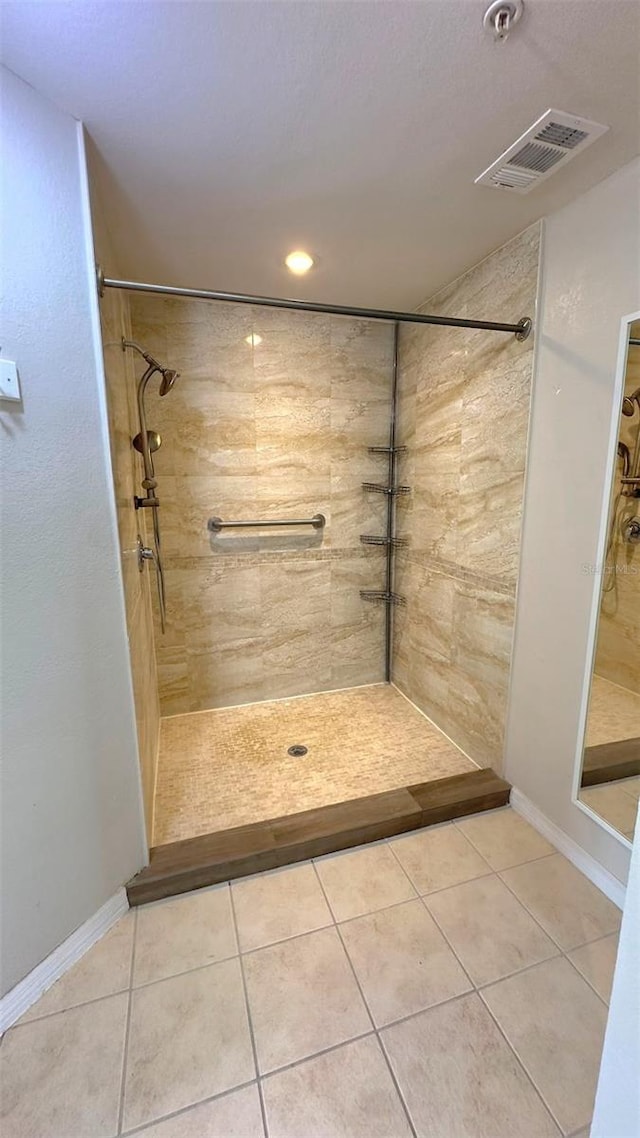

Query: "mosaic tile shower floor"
<box><xmin>153</xmin><ymin>684</ymin><xmax>478</xmax><ymax>845</ymax></box>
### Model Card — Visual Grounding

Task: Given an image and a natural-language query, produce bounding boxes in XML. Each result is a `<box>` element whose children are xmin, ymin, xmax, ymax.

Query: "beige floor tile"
<box><xmin>381</xmin><ymin>993</ymin><xmax>560</xmax><ymax>1138</ymax></box>
<box><xmin>19</xmin><ymin>913</ymin><xmax>134</xmax><ymax>1022</ymax></box>
<box><xmin>243</xmin><ymin>926</ymin><xmax>370</xmax><ymax>1072</ymax></box>
<box><xmin>580</xmin><ymin>784</ymin><xmax>639</xmax><ymax>836</ymax></box>
<box><xmin>314</xmin><ymin>843</ymin><xmax>416</xmax><ymax>921</ymax></box>
<box><xmin>340</xmin><ymin>899</ymin><xmax>471</xmax><ymax>1026</ymax></box>
<box><xmin>425</xmin><ymin>874</ymin><xmax>558</xmax><ymax>986</ymax></box>
<box><xmin>457</xmin><ymin>807</ymin><xmax>555</xmax><ymax>870</ymax></box>
<box><xmin>482</xmin><ymin>957</ymin><xmax>607</xmax><ymax>1135</ymax></box>
<box><xmin>500</xmin><ymin>855</ymin><xmax>621</xmax><ymax>950</ymax></box>
<box><xmin>390</xmin><ymin>823</ymin><xmax>490</xmax><ymax>894</ymax></box>
<box><xmin>136</xmin><ymin>1084</ymin><xmax>264</xmax><ymax>1136</ymax></box>
<box><xmin>569</xmin><ymin>934</ymin><xmax>619</xmax><ymax>1003</ymax></box>
<box><xmin>621</xmin><ymin>776</ymin><xmax>640</xmax><ymax>801</ymax></box>
<box><xmin>232</xmin><ymin>862</ymin><xmax>332</xmax><ymax>951</ymax></box>
<box><xmin>133</xmin><ymin>884</ymin><xmax>237</xmax><ymax>985</ymax></box>
<box><xmin>123</xmin><ymin>958</ymin><xmax>254</xmax><ymax>1130</ymax></box>
<box><xmin>0</xmin><ymin>993</ymin><xmax>128</xmax><ymax>1138</ymax></box>
<box><xmin>263</xmin><ymin>1035</ymin><xmax>413</xmax><ymax>1138</ymax></box>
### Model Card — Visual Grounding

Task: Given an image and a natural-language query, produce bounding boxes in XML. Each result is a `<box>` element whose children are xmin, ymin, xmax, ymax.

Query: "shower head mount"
<box><xmin>122</xmin><ymin>338</ymin><xmax>179</xmax><ymax>393</ymax></box>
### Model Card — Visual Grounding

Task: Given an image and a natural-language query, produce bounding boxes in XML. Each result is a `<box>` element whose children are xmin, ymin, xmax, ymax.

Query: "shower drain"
<box><xmin>288</xmin><ymin>744</ymin><xmax>308</xmax><ymax>757</ymax></box>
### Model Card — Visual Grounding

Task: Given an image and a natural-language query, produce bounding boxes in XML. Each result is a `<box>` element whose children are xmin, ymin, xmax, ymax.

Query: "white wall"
<box><xmin>506</xmin><ymin>159</ymin><xmax>640</xmax><ymax>887</ymax></box>
<box><xmin>0</xmin><ymin>67</ymin><xmax>146</xmax><ymax>996</ymax></box>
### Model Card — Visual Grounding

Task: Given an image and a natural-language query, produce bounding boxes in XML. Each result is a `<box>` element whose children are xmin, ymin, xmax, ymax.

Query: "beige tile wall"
<box><xmin>129</xmin><ymin>297</ymin><xmax>394</xmax><ymax>713</ymax></box>
<box><xmin>592</xmin><ymin>333</ymin><xmax>640</xmax><ymax>696</ymax></box>
<box><xmin>98</xmin><ymin>285</ymin><xmax>161</xmax><ymax>839</ymax></box>
<box><xmin>392</xmin><ymin>225</ymin><xmax>541</xmax><ymax>771</ymax></box>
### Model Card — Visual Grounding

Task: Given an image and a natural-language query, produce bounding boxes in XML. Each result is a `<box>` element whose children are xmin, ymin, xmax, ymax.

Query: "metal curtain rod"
<box><xmin>96</xmin><ymin>266</ymin><xmax>532</xmax><ymax>340</ymax></box>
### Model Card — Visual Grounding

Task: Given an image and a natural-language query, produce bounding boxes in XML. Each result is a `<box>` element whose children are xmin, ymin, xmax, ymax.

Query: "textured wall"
<box><xmin>593</xmin><ymin>335</ymin><xmax>640</xmax><ymax>696</ymax></box>
<box><xmin>96</xmin><ymin>276</ymin><xmax>161</xmax><ymax>839</ymax></box>
<box><xmin>392</xmin><ymin>225</ymin><xmax>540</xmax><ymax>771</ymax></box>
<box><xmin>129</xmin><ymin>297</ymin><xmax>394</xmax><ymax>713</ymax></box>
<box><xmin>1</xmin><ymin>70</ymin><xmax>145</xmax><ymax>996</ymax></box>
<box><xmin>506</xmin><ymin>159</ymin><xmax>640</xmax><ymax>889</ymax></box>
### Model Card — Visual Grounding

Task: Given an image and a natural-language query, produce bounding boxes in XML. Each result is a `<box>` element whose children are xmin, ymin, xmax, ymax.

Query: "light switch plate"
<box><xmin>0</xmin><ymin>359</ymin><xmax>21</xmax><ymax>402</ymax></box>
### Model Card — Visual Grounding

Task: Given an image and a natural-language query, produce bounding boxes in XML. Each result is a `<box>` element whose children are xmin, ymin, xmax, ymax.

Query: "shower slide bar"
<box><xmin>96</xmin><ymin>266</ymin><xmax>533</xmax><ymax>340</ymax></box>
<box><xmin>208</xmin><ymin>513</ymin><xmax>326</xmax><ymax>533</ymax></box>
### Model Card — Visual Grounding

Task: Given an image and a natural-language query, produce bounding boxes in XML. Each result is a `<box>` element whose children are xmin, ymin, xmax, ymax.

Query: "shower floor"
<box><xmin>586</xmin><ymin>674</ymin><xmax>640</xmax><ymax>747</ymax></box>
<box><xmin>152</xmin><ymin>684</ymin><xmax>478</xmax><ymax>845</ymax></box>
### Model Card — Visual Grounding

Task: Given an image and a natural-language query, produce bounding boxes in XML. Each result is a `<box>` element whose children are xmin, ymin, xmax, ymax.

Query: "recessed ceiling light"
<box><xmin>245</xmin><ymin>333</ymin><xmax>262</xmax><ymax>346</ymax></box>
<box><xmin>285</xmin><ymin>250</ymin><xmax>314</xmax><ymax>275</ymax></box>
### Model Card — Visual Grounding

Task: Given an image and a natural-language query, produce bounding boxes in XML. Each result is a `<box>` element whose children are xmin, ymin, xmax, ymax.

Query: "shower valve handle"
<box><xmin>624</xmin><ymin>517</ymin><xmax>640</xmax><ymax>544</ymax></box>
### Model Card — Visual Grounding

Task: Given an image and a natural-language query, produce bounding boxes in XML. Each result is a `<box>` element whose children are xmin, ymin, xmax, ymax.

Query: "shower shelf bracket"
<box><xmin>361</xmin><ymin>482</ymin><xmax>411</xmax><ymax>496</ymax></box>
<box><xmin>360</xmin><ymin>535</ymin><xmax>408</xmax><ymax>548</ymax></box>
<box><xmin>360</xmin><ymin>589</ymin><xmax>406</xmax><ymax>606</ymax></box>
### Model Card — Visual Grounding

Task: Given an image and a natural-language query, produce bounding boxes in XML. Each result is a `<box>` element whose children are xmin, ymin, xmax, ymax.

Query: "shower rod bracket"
<box><xmin>95</xmin><ymin>265</ymin><xmax>533</xmax><ymax>341</ymax></box>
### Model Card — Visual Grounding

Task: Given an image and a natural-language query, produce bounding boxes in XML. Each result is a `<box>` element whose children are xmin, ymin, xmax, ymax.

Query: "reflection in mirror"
<box><xmin>579</xmin><ymin>321</ymin><xmax>640</xmax><ymax>842</ymax></box>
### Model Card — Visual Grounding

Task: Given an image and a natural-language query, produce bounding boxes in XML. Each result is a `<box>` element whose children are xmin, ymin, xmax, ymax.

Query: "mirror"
<box><xmin>578</xmin><ymin>319</ymin><xmax>640</xmax><ymax>842</ymax></box>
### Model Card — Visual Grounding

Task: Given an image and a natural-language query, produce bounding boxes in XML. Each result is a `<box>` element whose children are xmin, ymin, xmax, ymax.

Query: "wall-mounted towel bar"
<box><xmin>208</xmin><ymin>513</ymin><xmax>326</xmax><ymax>533</ymax></box>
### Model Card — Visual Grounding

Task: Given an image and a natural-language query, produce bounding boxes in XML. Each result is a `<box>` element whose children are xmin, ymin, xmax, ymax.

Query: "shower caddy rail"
<box><xmin>359</xmin><ymin>323</ymin><xmax>409</xmax><ymax>680</ymax></box>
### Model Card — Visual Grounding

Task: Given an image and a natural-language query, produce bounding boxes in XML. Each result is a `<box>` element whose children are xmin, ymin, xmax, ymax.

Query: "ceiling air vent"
<box><xmin>475</xmin><ymin>109</ymin><xmax>609</xmax><ymax>194</ymax></box>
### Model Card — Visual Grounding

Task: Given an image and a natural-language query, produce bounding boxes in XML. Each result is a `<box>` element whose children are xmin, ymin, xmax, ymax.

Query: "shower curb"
<box><xmin>126</xmin><ymin>768</ymin><xmax>510</xmax><ymax>905</ymax></box>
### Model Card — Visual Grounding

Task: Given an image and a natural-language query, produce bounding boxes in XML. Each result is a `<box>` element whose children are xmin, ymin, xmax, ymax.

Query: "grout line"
<box><xmin>384</xmin><ymin>820</ymin><xmax>493</xmax><ymax>885</ymax></box>
<box><xmin>562</xmin><ymin>950</ymin><xmax>611</xmax><ymax>1010</ymax></box>
<box><xmin>228</xmin><ymin>886</ymin><xmax>270</xmax><ymax>1138</ymax></box>
<box><xmin>260</xmin><ymin>1029</ymin><xmax>377</xmax><ymax>1082</ymax></box>
<box><xmin>116</xmin><ymin>907</ymin><xmax>137</xmax><ymax>1136</ymax></box>
<box><xmin>496</xmin><ymin>863</ymin><xmax>620</xmax><ymax>958</ymax></box>
<box><xmin>310</xmin><ymin>861</ymin><xmax>418</xmax><ymax>1138</ymax></box>
<box><xmin>160</xmin><ymin>681</ymin><xmax>386</xmax><ymax>721</ymax></box>
<box><xmin>7</xmin><ymin>985</ymin><xmax>135</xmax><ymax>1031</ymax></box>
<box><xmin>478</xmin><ymin>987</ymin><xmax>567</xmax><ymax>1136</ymax></box>
<box><xmin>120</xmin><ymin>1078</ymin><xmax>259</xmax><ymax>1137</ymax></box>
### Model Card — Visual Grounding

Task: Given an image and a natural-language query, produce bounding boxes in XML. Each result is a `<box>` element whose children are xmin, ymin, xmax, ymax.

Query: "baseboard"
<box><xmin>510</xmin><ymin>788</ymin><xmax>626</xmax><ymax>910</ymax></box>
<box><xmin>0</xmin><ymin>888</ymin><xmax>129</xmax><ymax>1034</ymax></box>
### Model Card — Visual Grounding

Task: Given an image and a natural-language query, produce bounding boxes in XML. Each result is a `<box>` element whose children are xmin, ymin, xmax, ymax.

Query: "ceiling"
<box><xmin>2</xmin><ymin>0</ymin><xmax>639</xmax><ymax>310</ymax></box>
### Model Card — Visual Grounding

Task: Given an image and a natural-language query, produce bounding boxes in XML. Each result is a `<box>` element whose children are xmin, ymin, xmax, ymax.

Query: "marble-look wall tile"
<box><xmin>130</xmin><ymin>297</ymin><xmax>393</xmax><ymax>713</ymax></box>
<box><xmin>99</xmin><ymin>287</ymin><xmax>160</xmax><ymax>839</ymax></box>
<box><xmin>392</xmin><ymin>225</ymin><xmax>540</xmax><ymax>772</ymax></box>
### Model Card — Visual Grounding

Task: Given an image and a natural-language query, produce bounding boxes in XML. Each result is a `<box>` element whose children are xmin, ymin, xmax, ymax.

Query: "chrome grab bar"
<box><xmin>208</xmin><ymin>513</ymin><xmax>326</xmax><ymax>533</ymax></box>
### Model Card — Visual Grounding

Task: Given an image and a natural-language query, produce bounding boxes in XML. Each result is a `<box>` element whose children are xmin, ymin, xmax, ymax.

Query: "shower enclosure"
<box><xmin>96</xmin><ymin>225</ymin><xmax>538</xmax><ymax>894</ymax></box>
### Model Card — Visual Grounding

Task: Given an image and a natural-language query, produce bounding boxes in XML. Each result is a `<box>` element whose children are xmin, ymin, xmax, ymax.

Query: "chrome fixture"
<box><xmin>622</xmin><ymin>385</ymin><xmax>640</xmax><ymax>418</ymax></box>
<box><xmin>137</xmin><ymin>535</ymin><xmax>158</xmax><ymax>571</ymax></box>
<box><xmin>208</xmin><ymin>514</ymin><xmax>325</xmax><ymax>533</ymax></box>
<box><xmin>483</xmin><ymin>0</ymin><xmax>524</xmax><ymax>41</ymax></box>
<box><xmin>97</xmin><ymin>266</ymin><xmax>533</xmax><ymax>341</ymax></box>
<box><xmin>623</xmin><ymin>517</ymin><xmax>640</xmax><ymax>544</ymax></box>
<box><xmin>122</xmin><ymin>338</ymin><xmax>179</xmax><ymax>508</ymax></box>
<box><xmin>124</xmin><ymin>339</ymin><xmax>179</xmax><ymax>635</ymax></box>
<box><xmin>133</xmin><ymin>429</ymin><xmax>162</xmax><ymax>456</ymax></box>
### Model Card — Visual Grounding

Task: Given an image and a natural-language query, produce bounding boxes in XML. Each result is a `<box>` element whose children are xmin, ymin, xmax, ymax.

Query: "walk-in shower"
<box><xmin>97</xmin><ymin>224</ymin><xmax>539</xmax><ymax>893</ymax></box>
